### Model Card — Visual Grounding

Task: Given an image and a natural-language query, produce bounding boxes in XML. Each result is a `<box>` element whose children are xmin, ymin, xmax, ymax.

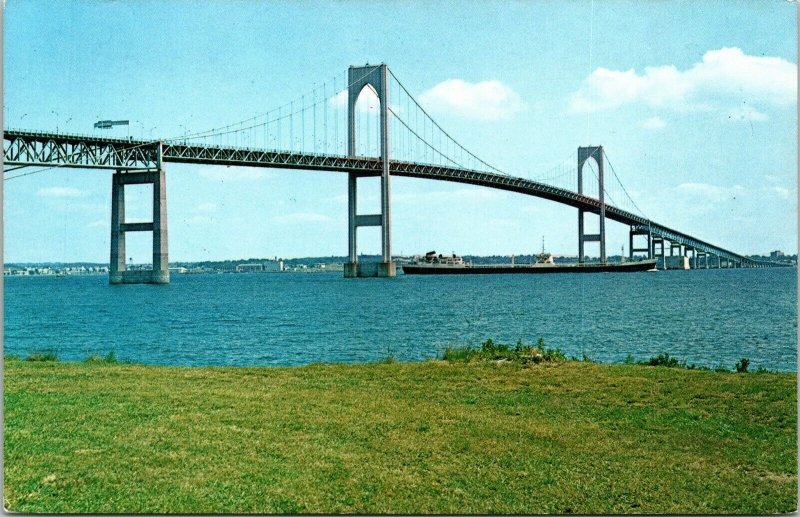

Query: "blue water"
<box><xmin>3</xmin><ymin>268</ymin><xmax>797</xmax><ymax>371</ymax></box>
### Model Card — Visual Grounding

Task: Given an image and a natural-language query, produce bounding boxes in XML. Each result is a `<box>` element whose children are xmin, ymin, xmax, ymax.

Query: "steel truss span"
<box><xmin>4</xmin><ymin>130</ymin><xmax>159</xmax><ymax>170</ymax></box>
<box><xmin>2</xmin><ymin>129</ymin><xmax>783</xmax><ymax>268</ymax></box>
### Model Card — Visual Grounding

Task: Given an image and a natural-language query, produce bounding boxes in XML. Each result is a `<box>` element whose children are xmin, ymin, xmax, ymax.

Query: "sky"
<box><xmin>3</xmin><ymin>0</ymin><xmax>797</xmax><ymax>263</ymax></box>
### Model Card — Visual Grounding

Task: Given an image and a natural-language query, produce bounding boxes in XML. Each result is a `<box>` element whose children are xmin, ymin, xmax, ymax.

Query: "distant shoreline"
<box><xmin>5</xmin><ymin>251</ymin><xmax>797</xmax><ymax>270</ymax></box>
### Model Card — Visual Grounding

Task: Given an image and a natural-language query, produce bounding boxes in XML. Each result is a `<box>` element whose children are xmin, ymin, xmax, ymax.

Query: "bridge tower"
<box><xmin>109</xmin><ymin>142</ymin><xmax>169</xmax><ymax>284</ymax></box>
<box><xmin>344</xmin><ymin>64</ymin><xmax>396</xmax><ymax>278</ymax></box>
<box><xmin>577</xmin><ymin>146</ymin><xmax>606</xmax><ymax>264</ymax></box>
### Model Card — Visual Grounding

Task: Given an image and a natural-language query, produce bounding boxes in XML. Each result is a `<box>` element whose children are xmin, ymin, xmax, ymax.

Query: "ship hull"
<box><xmin>402</xmin><ymin>260</ymin><xmax>658</xmax><ymax>275</ymax></box>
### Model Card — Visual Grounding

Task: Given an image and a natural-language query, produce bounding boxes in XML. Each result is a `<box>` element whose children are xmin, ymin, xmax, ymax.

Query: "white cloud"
<box><xmin>330</xmin><ymin>89</ymin><xmax>348</xmax><ymax>109</ymax></box>
<box><xmin>641</xmin><ymin>116</ymin><xmax>666</xmax><ymax>130</ymax></box>
<box><xmin>330</xmin><ymin>87</ymin><xmax>379</xmax><ymax>112</ymax></box>
<box><xmin>670</xmin><ymin>182</ymin><xmax>794</xmax><ymax>206</ymax></box>
<box><xmin>725</xmin><ymin>105</ymin><xmax>769</xmax><ymax>122</ymax></box>
<box><xmin>37</xmin><ymin>186</ymin><xmax>83</xmax><ymax>197</ymax></box>
<box><xmin>419</xmin><ymin>79</ymin><xmax>527</xmax><ymax>120</ymax></box>
<box><xmin>675</xmin><ymin>182</ymin><xmax>746</xmax><ymax>202</ymax></box>
<box><xmin>329</xmin><ymin>87</ymin><xmax>401</xmax><ymax>113</ymax></box>
<box><xmin>770</xmin><ymin>186</ymin><xmax>791</xmax><ymax>200</ymax></box>
<box><xmin>184</xmin><ymin>215</ymin><xmax>213</xmax><ymax>224</ymax></box>
<box><xmin>570</xmin><ymin>47</ymin><xmax>796</xmax><ymax>118</ymax></box>
<box><xmin>692</xmin><ymin>48</ymin><xmax>796</xmax><ymax>106</ymax></box>
<box><xmin>271</xmin><ymin>211</ymin><xmax>332</xmax><ymax>224</ymax></box>
<box><xmin>327</xmin><ymin>193</ymin><xmax>349</xmax><ymax>205</ymax></box>
<box><xmin>394</xmin><ymin>187</ymin><xmax>506</xmax><ymax>204</ymax></box>
<box><xmin>197</xmin><ymin>202</ymin><xmax>217</xmax><ymax>212</ymax></box>
<box><xmin>198</xmin><ymin>166</ymin><xmax>270</xmax><ymax>182</ymax></box>
<box><xmin>330</xmin><ymin>186</ymin><xmax>506</xmax><ymax>207</ymax></box>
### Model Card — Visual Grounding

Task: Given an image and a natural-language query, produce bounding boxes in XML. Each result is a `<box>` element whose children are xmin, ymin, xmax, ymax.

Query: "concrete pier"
<box><xmin>345</xmin><ymin>261</ymin><xmax>396</xmax><ymax>278</ymax></box>
<box><xmin>343</xmin><ymin>261</ymin><xmax>358</xmax><ymax>278</ymax></box>
<box><xmin>663</xmin><ymin>255</ymin><xmax>690</xmax><ymax>270</ymax></box>
<box><xmin>109</xmin><ymin>145</ymin><xmax>169</xmax><ymax>284</ymax></box>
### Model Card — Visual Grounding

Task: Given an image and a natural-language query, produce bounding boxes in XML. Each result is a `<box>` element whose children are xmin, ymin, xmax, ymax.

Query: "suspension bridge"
<box><xmin>3</xmin><ymin>63</ymin><xmax>784</xmax><ymax>283</ymax></box>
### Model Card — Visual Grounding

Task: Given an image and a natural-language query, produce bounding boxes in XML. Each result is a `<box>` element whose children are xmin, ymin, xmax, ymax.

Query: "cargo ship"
<box><xmin>402</xmin><ymin>250</ymin><xmax>657</xmax><ymax>275</ymax></box>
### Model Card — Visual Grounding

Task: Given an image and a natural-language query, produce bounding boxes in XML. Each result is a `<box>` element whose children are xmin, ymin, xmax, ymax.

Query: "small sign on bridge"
<box><xmin>94</xmin><ymin>120</ymin><xmax>129</xmax><ymax>129</ymax></box>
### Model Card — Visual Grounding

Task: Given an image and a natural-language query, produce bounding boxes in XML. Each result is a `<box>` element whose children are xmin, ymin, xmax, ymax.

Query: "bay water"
<box><xmin>4</xmin><ymin>267</ymin><xmax>797</xmax><ymax>371</ymax></box>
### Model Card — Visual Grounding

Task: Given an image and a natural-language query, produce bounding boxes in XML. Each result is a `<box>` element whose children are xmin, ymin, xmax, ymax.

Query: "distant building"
<box><xmin>169</xmin><ymin>266</ymin><xmax>188</xmax><ymax>274</ymax></box>
<box><xmin>770</xmin><ymin>250</ymin><xmax>785</xmax><ymax>258</ymax></box>
<box><xmin>263</xmin><ymin>260</ymin><xmax>284</xmax><ymax>272</ymax></box>
<box><xmin>236</xmin><ymin>263</ymin><xmax>264</xmax><ymax>273</ymax></box>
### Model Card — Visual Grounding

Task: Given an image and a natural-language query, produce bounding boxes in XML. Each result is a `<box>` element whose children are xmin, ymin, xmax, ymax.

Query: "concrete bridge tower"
<box><xmin>109</xmin><ymin>142</ymin><xmax>169</xmax><ymax>284</ymax></box>
<box><xmin>577</xmin><ymin>146</ymin><xmax>606</xmax><ymax>264</ymax></box>
<box><xmin>344</xmin><ymin>64</ymin><xmax>396</xmax><ymax>277</ymax></box>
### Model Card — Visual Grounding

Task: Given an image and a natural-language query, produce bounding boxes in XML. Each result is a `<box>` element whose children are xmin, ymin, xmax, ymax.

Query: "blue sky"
<box><xmin>3</xmin><ymin>0</ymin><xmax>797</xmax><ymax>262</ymax></box>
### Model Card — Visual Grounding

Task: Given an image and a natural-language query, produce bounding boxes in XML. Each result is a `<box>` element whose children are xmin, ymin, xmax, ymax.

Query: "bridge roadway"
<box><xmin>2</xmin><ymin>129</ymin><xmax>783</xmax><ymax>267</ymax></box>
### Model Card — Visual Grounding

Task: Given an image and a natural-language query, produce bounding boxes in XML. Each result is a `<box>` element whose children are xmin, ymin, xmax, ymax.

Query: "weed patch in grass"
<box><xmin>84</xmin><ymin>351</ymin><xmax>118</xmax><ymax>364</ymax></box>
<box><xmin>642</xmin><ymin>352</ymin><xmax>682</xmax><ymax>368</ymax></box>
<box><xmin>636</xmin><ymin>353</ymin><xmax>768</xmax><ymax>374</ymax></box>
<box><xmin>736</xmin><ymin>357</ymin><xmax>750</xmax><ymax>373</ymax></box>
<box><xmin>442</xmin><ymin>338</ymin><xmax>566</xmax><ymax>366</ymax></box>
<box><xmin>24</xmin><ymin>353</ymin><xmax>58</xmax><ymax>362</ymax></box>
<box><xmin>444</xmin><ymin>342</ymin><xmax>770</xmax><ymax>376</ymax></box>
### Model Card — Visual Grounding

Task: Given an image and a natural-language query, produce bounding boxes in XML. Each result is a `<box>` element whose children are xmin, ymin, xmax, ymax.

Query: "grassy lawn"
<box><xmin>3</xmin><ymin>357</ymin><xmax>796</xmax><ymax>514</ymax></box>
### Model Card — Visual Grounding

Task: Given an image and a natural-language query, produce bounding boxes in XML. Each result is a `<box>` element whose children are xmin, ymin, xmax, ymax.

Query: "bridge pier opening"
<box><xmin>629</xmin><ymin>227</ymin><xmax>653</xmax><ymax>259</ymax></box>
<box><xmin>344</xmin><ymin>64</ymin><xmax>395</xmax><ymax>278</ymax></box>
<box><xmin>109</xmin><ymin>143</ymin><xmax>168</xmax><ymax>284</ymax></box>
<box><xmin>697</xmin><ymin>251</ymin><xmax>708</xmax><ymax>269</ymax></box>
<box><xmin>651</xmin><ymin>236</ymin><xmax>666</xmax><ymax>269</ymax></box>
<box><xmin>577</xmin><ymin>146</ymin><xmax>606</xmax><ymax>264</ymax></box>
<box><xmin>684</xmin><ymin>246</ymin><xmax>695</xmax><ymax>268</ymax></box>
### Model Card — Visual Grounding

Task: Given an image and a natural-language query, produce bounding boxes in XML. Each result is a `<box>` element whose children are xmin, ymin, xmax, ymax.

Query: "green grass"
<box><xmin>4</xmin><ymin>357</ymin><xmax>796</xmax><ymax>514</ymax></box>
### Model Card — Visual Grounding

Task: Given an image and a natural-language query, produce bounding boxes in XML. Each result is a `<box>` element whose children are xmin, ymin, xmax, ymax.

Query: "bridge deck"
<box><xmin>3</xmin><ymin>129</ymin><xmax>783</xmax><ymax>267</ymax></box>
